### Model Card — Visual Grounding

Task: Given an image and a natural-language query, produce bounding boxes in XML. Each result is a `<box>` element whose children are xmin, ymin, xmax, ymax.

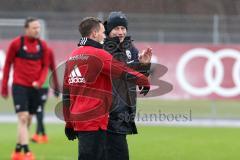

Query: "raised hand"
<box><xmin>138</xmin><ymin>47</ymin><xmax>152</xmax><ymax>64</ymax></box>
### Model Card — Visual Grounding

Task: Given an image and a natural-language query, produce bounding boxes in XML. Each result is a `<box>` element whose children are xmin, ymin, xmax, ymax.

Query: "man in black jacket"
<box><xmin>104</xmin><ymin>11</ymin><xmax>152</xmax><ymax>160</ymax></box>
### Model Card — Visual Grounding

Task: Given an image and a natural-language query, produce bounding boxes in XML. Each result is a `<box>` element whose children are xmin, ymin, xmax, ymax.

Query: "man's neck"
<box><xmin>24</xmin><ymin>35</ymin><xmax>37</xmax><ymax>42</ymax></box>
<box><xmin>88</xmin><ymin>36</ymin><xmax>98</xmax><ymax>43</ymax></box>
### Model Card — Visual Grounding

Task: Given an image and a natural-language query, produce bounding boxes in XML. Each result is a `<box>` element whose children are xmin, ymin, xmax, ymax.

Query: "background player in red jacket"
<box><xmin>63</xmin><ymin>17</ymin><xmax>150</xmax><ymax>160</ymax></box>
<box><xmin>31</xmin><ymin>47</ymin><xmax>59</xmax><ymax>144</ymax></box>
<box><xmin>1</xmin><ymin>17</ymin><xmax>49</xmax><ymax>160</ymax></box>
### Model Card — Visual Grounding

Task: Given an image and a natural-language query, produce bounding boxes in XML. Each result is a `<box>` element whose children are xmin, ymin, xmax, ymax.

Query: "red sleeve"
<box><xmin>1</xmin><ymin>39</ymin><xmax>18</xmax><ymax>96</ymax></box>
<box><xmin>48</xmin><ymin>48</ymin><xmax>59</xmax><ymax>91</ymax></box>
<box><xmin>36</xmin><ymin>40</ymin><xmax>49</xmax><ymax>87</ymax></box>
<box><xmin>62</xmin><ymin>62</ymin><xmax>73</xmax><ymax>128</ymax></box>
<box><xmin>100</xmin><ymin>50</ymin><xmax>149</xmax><ymax>86</ymax></box>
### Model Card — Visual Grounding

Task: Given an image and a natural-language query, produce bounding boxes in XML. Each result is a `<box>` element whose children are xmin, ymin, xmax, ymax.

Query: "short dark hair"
<box><xmin>79</xmin><ymin>17</ymin><xmax>102</xmax><ymax>37</ymax></box>
<box><xmin>24</xmin><ymin>17</ymin><xmax>39</xmax><ymax>28</ymax></box>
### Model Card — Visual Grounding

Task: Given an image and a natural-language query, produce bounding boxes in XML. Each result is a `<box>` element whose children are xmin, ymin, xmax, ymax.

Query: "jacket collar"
<box><xmin>78</xmin><ymin>37</ymin><xmax>103</xmax><ymax>49</ymax></box>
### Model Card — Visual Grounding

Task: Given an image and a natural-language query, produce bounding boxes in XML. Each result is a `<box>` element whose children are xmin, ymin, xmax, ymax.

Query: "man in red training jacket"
<box><xmin>63</xmin><ymin>17</ymin><xmax>150</xmax><ymax>160</ymax></box>
<box><xmin>1</xmin><ymin>17</ymin><xmax>49</xmax><ymax>160</ymax></box>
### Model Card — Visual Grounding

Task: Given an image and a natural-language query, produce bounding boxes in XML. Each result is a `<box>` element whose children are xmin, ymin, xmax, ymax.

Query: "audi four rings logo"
<box><xmin>176</xmin><ymin>48</ymin><xmax>240</xmax><ymax>97</ymax></box>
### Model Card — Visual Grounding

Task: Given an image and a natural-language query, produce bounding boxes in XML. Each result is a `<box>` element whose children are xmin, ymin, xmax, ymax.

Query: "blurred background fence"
<box><xmin>1</xmin><ymin>12</ymin><xmax>240</xmax><ymax>44</ymax></box>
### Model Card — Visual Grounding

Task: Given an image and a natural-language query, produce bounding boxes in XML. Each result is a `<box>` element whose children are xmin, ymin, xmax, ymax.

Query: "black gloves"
<box><xmin>124</xmin><ymin>73</ymin><xmax>150</xmax><ymax>96</ymax></box>
<box><xmin>139</xmin><ymin>86</ymin><xmax>150</xmax><ymax>96</ymax></box>
<box><xmin>65</xmin><ymin>127</ymin><xmax>77</xmax><ymax>141</ymax></box>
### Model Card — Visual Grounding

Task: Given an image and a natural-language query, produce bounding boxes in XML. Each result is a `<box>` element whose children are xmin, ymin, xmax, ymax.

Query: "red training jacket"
<box><xmin>1</xmin><ymin>35</ymin><xmax>49</xmax><ymax>96</ymax></box>
<box><xmin>63</xmin><ymin>44</ymin><xmax>149</xmax><ymax>131</ymax></box>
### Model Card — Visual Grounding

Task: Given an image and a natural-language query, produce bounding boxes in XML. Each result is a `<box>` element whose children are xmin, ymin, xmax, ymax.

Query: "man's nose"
<box><xmin>118</xmin><ymin>30</ymin><xmax>123</xmax><ymax>35</ymax></box>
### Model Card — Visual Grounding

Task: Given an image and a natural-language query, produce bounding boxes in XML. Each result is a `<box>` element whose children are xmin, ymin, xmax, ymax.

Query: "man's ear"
<box><xmin>92</xmin><ymin>30</ymin><xmax>98</xmax><ymax>38</ymax></box>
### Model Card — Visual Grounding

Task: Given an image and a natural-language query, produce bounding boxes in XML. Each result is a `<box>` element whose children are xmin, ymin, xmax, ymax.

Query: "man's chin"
<box><xmin>119</xmin><ymin>37</ymin><xmax>124</xmax><ymax>42</ymax></box>
<box><xmin>33</xmin><ymin>36</ymin><xmax>40</xmax><ymax>39</ymax></box>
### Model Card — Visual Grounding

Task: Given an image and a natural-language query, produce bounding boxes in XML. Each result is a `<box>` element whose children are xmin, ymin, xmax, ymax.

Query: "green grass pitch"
<box><xmin>1</xmin><ymin>123</ymin><xmax>240</xmax><ymax>160</ymax></box>
<box><xmin>1</xmin><ymin>97</ymin><xmax>240</xmax><ymax>159</ymax></box>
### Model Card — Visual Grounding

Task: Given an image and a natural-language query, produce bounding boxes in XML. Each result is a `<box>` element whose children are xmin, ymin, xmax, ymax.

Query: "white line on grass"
<box><xmin>1</xmin><ymin>114</ymin><xmax>240</xmax><ymax>127</ymax></box>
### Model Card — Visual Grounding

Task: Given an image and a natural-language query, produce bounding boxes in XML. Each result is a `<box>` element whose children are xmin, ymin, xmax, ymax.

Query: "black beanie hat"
<box><xmin>105</xmin><ymin>11</ymin><xmax>128</xmax><ymax>35</ymax></box>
